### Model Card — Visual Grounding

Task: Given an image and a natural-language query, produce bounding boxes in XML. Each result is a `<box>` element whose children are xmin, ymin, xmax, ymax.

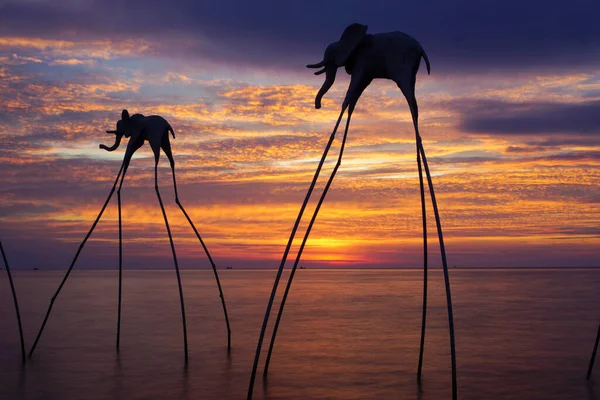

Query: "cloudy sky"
<box><xmin>1</xmin><ymin>0</ymin><xmax>599</xmax><ymax>269</ymax></box>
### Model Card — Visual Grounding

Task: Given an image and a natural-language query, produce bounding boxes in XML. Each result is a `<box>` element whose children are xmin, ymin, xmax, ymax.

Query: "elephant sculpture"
<box><xmin>308</xmin><ymin>23</ymin><xmax>430</xmax><ymax>116</ymax></box>
<box><xmin>249</xmin><ymin>24</ymin><xmax>457</xmax><ymax>400</ymax></box>
<box><xmin>100</xmin><ymin>110</ymin><xmax>176</xmax><ymax>170</ymax></box>
<box><xmin>28</xmin><ymin>110</ymin><xmax>231</xmax><ymax>360</ymax></box>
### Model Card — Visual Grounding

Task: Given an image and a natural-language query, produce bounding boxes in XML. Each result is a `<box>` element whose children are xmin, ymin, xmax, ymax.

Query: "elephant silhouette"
<box><xmin>100</xmin><ymin>110</ymin><xmax>176</xmax><ymax>173</ymax></box>
<box><xmin>308</xmin><ymin>23</ymin><xmax>430</xmax><ymax>118</ymax></box>
<box><xmin>28</xmin><ymin>110</ymin><xmax>231</xmax><ymax>361</ymax></box>
<box><xmin>249</xmin><ymin>24</ymin><xmax>457</xmax><ymax>400</ymax></box>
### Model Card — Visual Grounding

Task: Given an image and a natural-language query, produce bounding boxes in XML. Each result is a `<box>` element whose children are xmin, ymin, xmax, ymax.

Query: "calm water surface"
<box><xmin>1</xmin><ymin>269</ymin><xmax>599</xmax><ymax>400</ymax></box>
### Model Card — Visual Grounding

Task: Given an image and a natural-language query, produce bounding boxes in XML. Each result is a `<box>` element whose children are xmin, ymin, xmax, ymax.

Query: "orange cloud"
<box><xmin>2</xmin><ymin>38</ymin><xmax>600</xmax><ymax>268</ymax></box>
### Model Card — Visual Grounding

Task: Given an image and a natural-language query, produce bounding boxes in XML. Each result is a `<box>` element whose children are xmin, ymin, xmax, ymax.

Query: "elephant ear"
<box><xmin>335</xmin><ymin>23</ymin><xmax>368</xmax><ymax>67</ymax></box>
<box><xmin>121</xmin><ymin>109</ymin><xmax>130</xmax><ymax>121</ymax></box>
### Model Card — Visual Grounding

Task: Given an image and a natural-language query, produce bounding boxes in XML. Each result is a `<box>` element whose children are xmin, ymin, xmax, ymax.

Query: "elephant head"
<box><xmin>306</xmin><ymin>23</ymin><xmax>368</xmax><ymax>109</ymax></box>
<box><xmin>100</xmin><ymin>109</ymin><xmax>141</xmax><ymax>151</ymax></box>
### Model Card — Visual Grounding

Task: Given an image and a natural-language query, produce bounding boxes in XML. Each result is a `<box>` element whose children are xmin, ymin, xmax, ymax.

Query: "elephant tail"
<box><xmin>421</xmin><ymin>50</ymin><xmax>431</xmax><ymax>75</ymax></box>
<box><xmin>168</xmin><ymin>125</ymin><xmax>175</xmax><ymax>139</ymax></box>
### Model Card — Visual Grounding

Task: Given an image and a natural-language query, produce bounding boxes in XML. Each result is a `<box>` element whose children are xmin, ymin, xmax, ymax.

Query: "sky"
<box><xmin>1</xmin><ymin>0</ymin><xmax>600</xmax><ymax>269</ymax></box>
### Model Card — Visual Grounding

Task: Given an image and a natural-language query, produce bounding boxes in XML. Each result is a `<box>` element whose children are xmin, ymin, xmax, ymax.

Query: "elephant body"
<box><xmin>347</xmin><ymin>32</ymin><xmax>430</xmax><ymax>80</ymax></box>
<box><xmin>100</xmin><ymin>110</ymin><xmax>176</xmax><ymax>169</ymax></box>
<box><xmin>307</xmin><ymin>24</ymin><xmax>430</xmax><ymax>114</ymax></box>
<box><xmin>122</xmin><ymin>114</ymin><xmax>174</xmax><ymax>141</ymax></box>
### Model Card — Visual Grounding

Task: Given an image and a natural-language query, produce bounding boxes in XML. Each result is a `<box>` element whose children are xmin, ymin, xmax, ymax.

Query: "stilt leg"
<box><xmin>1</xmin><ymin>241</ymin><xmax>26</xmax><ymax>362</ymax></box>
<box><xmin>418</xmin><ymin>140</ymin><xmax>457</xmax><ymax>400</ymax></box>
<box><xmin>154</xmin><ymin>162</ymin><xmax>188</xmax><ymax>362</ymax></box>
<box><xmin>115</xmin><ymin>136</ymin><xmax>143</xmax><ymax>351</ymax></box>
<box><xmin>416</xmin><ymin>137</ymin><xmax>428</xmax><ymax>381</ymax></box>
<box><xmin>263</xmin><ymin>109</ymin><xmax>354</xmax><ymax>376</ymax></box>
<box><xmin>247</xmin><ymin>107</ymin><xmax>347</xmax><ymax>399</ymax></box>
<box><xmin>396</xmin><ymin>74</ymin><xmax>429</xmax><ymax>381</ymax></box>
<box><xmin>169</xmin><ymin>166</ymin><xmax>232</xmax><ymax>351</ymax></box>
<box><xmin>28</xmin><ymin>164</ymin><xmax>124</xmax><ymax>358</ymax></box>
<box><xmin>116</xmin><ymin>186</ymin><xmax>122</xmax><ymax>351</ymax></box>
<box><xmin>116</xmin><ymin>167</ymin><xmax>129</xmax><ymax>351</ymax></box>
<box><xmin>587</xmin><ymin>322</ymin><xmax>600</xmax><ymax>380</ymax></box>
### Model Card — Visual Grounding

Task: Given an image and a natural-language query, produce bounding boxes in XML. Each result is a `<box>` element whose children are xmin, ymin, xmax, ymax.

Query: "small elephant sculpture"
<box><xmin>29</xmin><ymin>109</ymin><xmax>231</xmax><ymax>361</ymax></box>
<box><xmin>100</xmin><ymin>110</ymin><xmax>176</xmax><ymax>172</ymax></box>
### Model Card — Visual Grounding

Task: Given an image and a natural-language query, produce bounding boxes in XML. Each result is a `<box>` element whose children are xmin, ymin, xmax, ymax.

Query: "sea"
<box><xmin>0</xmin><ymin>269</ymin><xmax>598</xmax><ymax>400</ymax></box>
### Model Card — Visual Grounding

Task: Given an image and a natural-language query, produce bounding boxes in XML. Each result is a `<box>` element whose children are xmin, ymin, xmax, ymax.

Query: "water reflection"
<box><xmin>0</xmin><ymin>269</ymin><xmax>598</xmax><ymax>399</ymax></box>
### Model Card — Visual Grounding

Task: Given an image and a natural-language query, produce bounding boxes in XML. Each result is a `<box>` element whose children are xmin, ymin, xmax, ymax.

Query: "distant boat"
<box><xmin>225</xmin><ymin>266</ymin><xmax>232</xmax><ymax>270</ymax></box>
<box><xmin>33</xmin><ymin>268</ymin><xmax>39</xmax><ymax>270</ymax></box>
<box><xmin>300</xmin><ymin>265</ymin><xmax>305</xmax><ymax>269</ymax></box>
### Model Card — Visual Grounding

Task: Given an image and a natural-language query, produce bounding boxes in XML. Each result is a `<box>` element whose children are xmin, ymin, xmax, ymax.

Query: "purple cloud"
<box><xmin>0</xmin><ymin>0</ymin><xmax>598</xmax><ymax>73</ymax></box>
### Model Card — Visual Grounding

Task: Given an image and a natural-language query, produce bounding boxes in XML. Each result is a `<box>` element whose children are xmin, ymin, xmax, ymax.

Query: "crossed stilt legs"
<box><xmin>1</xmin><ymin>241</ymin><xmax>26</xmax><ymax>362</ymax></box>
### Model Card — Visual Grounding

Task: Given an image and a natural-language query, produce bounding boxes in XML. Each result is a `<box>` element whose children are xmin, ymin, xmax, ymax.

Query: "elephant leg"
<box><xmin>397</xmin><ymin>69</ymin><xmax>457</xmax><ymax>398</ymax></box>
<box><xmin>395</xmin><ymin>69</ymin><xmax>419</xmax><ymax>137</ymax></box>
<box><xmin>116</xmin><ymin>137</ymin><xmax>143</xmax><ymax>351</ymax></box>
<box><xmin>29</xmin><ymin>163</ymin><xmax>125</xmax><ymax>358</ymax></box>
<box><xmin>153</xmin><ymin>149</ymin><xmax>188</xmax><ymax>362</ymax></box>
<box><xmin>263</xmin><ymin>107</ymin><xmax>354</xmax><ymax>377</ymax></box>
<box><xmin>418</xmin><ymin>141</ymin><xmax>457</xmax><ymax>400</ymax></box>
<box><xmin>415</xmin><ymin>144</ymin><xmax>428</xmax><ymax>381</ymax></box>
<box><xmin>248</xmin><ymin>106</ymin><xmax>348</xmax><ymax>400</ymax></box>
<box><xmin>396</xmin><ymin>74</ymin><xmax>429</xmax><ymax>381</ymax></box>
<box><xmin>116</xmin><ymin>177</ymin><xmax>124</xmax><ymax>351</ymax></box>
<box><xmin>588</xmin><ymin>322</ymin><xmax>600</xmax><ymax>380</ymax></box>
<box><xmin>1</xmin><ymin>241</ymin><xmax>26</xmax><ymax>362</ymax></box>
<box><xmin>164</xmin><ymin>136</ymin><xmax>232</xmax><ymax>351</ymax></box>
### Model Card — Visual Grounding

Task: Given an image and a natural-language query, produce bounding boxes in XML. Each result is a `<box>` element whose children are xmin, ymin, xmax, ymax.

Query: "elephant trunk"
<box><xmin>100</xmin><ymin>131</ymin><xmax>123</xmax><ymax>152</ymax></box>
<box><xmin>314</xmin><ymin>66</ymin><xmax>337</xmax><ymax>109</ymax></box>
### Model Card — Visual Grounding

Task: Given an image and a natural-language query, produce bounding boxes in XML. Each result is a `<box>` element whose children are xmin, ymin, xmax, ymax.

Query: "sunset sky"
<box><xmin>1</xmin><ymin>0</ymin><xmax>599</xmax><ymax>269</ymax></box>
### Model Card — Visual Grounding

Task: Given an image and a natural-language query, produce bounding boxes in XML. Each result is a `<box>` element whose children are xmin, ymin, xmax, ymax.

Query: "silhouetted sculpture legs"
<box><xmin>29</xmin><ymin>165</ymin><xmax>124</xmax><ymax>358</ymax></box>
<box><xmin>159</xmin><ymin>135</ymin><xmax>231</xmax><ymax>349</ymax></box>
<box><xmin>171</xmin><ymin>166</ymin><xmax>232</xmax><ymax>350</ymax></box>
<box><xmin>249</xmin><ymin>23</ymin><xmax>456</xmax><ymax>400</ymax></box>
<box><xmin>115</xmin><ymin>135</ymin><xmax>143</xmax><ymax>350</ymax></box>
<box><xmin>1</xmin><ymin>241</ymin><xmax>26</xmax><ymax>362</ymax></box>
<box><xmin>251</xmin><ymin>130</ymin><xmax>454</xmax><ymax>400</ymax></box>
<box><xmin>263</xmin><ymin>108</ymin><xmax>354</xmax><ymax>376</ymax></box>
<box><xmin>117</xmin><ymin>174</ymin><xmax>123</xmax><ymax>351</ymax></box>
<box><xmin>416</xmin><ymin>140</ymin><xmax>428</xmax><ymax>381</ymax></box>
<box><xmin>247</xmin><ymin>108</ymin><xmax>347</xmax><ymax>398</ymax></box>
<box><xmin>418</xmin><ymin>138</ymin><xmax>457</xmax><ymax>398</ymax></box>
<box><xmin>29</xmin><ymin>110</ymin><xmax>231</xmax><ymax>359</ymax></box>
<box><xmin>153</xmin><ymin>160</ymin><xmax>189</xmax><ymax>361</ymax></box>
<box><xmin>588</xmin><ymin>322</ymin><xmax>600</xmax><ymax>380</ymax></box>
<box><xmin>399</xmin><ymin>69</ymin><xmax>431</xmax><ymax>383</ymax></box>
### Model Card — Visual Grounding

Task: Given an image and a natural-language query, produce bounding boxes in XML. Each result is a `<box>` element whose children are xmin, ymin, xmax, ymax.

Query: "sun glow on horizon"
<box><xmin>1</xmin><ymin>35</ymin><xmax>600</xmax><ymax>269</ymax></box>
